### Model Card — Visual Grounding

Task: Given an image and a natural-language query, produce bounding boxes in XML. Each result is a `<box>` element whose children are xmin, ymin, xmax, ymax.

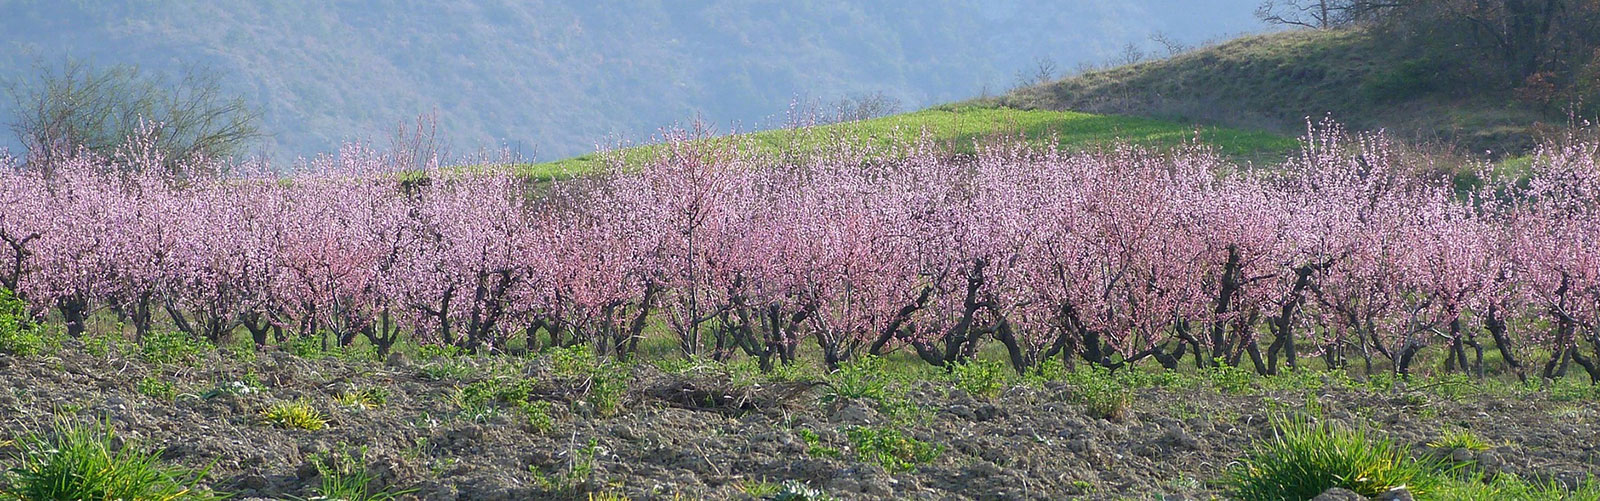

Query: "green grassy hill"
<box><xmin>531</xmin><ymin>17</ymin><xmax>1598</xmax><ymax>178</ymax></box>
<box><xmin>525</xmin><ymin>106</ymin><xmax>1296</xmax><ymax>180</ymax></box>
<box><xmin>988</xmin><ymin>27</ymin><xmax>1567</xmax><ymax>156</ymax></box>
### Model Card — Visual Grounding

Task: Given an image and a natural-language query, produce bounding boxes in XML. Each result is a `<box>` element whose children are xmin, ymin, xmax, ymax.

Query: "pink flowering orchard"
<box><xmin>3</xmin><ymin>123</ymin><xmax>1600</xmax><ymax>380</ymax></box>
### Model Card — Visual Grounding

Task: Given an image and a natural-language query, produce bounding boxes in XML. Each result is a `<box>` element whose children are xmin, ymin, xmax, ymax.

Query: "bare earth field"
<box><xmin>1</xmin><ymin>340</ymin><xmax>1596</xmax><ymax>500</ymax></box>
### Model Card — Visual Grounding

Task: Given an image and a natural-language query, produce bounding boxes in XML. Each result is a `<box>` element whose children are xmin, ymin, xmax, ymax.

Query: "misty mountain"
<box><xmin>0</xmin><ymin>0</ymin><xmax>1267</xmax><ymax>161</ymax></box>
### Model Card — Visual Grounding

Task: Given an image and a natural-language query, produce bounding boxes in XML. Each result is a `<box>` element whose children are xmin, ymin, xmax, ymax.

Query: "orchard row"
<box><xmin>2</xmin><ymin>123</ymin><xmax>1599</xmax><ymax>380</ymax></box>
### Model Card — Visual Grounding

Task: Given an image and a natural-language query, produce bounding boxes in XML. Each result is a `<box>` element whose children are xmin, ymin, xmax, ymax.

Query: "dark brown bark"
<box><xmin>1485</xmin><ymin>304</ymin><xmax>1525</xmax><ymax>381</ymax></box>
<box><xmin>57</xmin><ymin>294</ymin><xmax>88</xmax><ymax>338</ymax></box>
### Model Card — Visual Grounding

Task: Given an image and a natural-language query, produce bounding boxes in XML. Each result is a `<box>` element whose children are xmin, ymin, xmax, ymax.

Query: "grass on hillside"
<box><xmin>994</xmin><ymin>26</ymin><xmax>1559</xmax><ymax>156</ymax></box>
<box><xmin>522</xmin><ymin>106</ymin><xmax>1296</xmax><ymax>180</ymax></box>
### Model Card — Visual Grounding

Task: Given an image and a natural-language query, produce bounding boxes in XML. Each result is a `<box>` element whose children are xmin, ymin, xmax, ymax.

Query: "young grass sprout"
<box><xmin>301</xmin><ymin>444</ymin><xmax>416</xmax><ymax>501</ymax></box>
<box><xmin>0</xmin><ymin>418</ymin><xmax>223</xmax><ymax>501</ymax></box>
<box><xmin>262</xmin><ymin>399</ymin><xmax>328</xmax><ymax>431</ymax></box>
<box><xmin>1227</xmin><ymin>415</ymin><xmax>1441</xmax><ymax>500</ymax></box>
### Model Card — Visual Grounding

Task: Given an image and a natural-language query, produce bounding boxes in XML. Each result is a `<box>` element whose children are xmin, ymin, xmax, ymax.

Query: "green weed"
<box><xmin>303</xmin><ymin>444</ymin><xmax>415</xmax><ymax>501</ymax></box>
<box><xmin>772</xmin><ymin>480</ymin><xmax>835</xmax><ymax>501</ymax></box>
<box><xmin>1201</xmin><ymin>361</ymin><xmax>1258</xmax><ymax>394</ymax></box>
<box><xmin>0</xmin><ymin>288</ymin><xmax>50</xmax><ymax>357</ymax></box>
<box><xmin>1429</xmin><ymin>427</ymin><xmax>1494</xmax><ymax>452</ymax></box>
<box><xmin>336</xmin><ymin>386</ymin><xmax>390</xmax><ymax>409</ymax></box>
<box><xmin>417</xmin><ymin>358</ymin><xmax>477</xmax><ymax>381</ymax></box>
<box><xmin>826</xmin><ymin>356</ymin><xmax>890</xmax><ymax>401</ymax></box>
<box><xmin>0</xmin><ymin>418</ymin><xmax>222</xmax><ymax>501</ymax></box>
<box><xmin>844</xmin><ymin>426</ymin><xmax>942</xmax><ymax>473</ymax></box>
<box><xmin>1432</xmin><ymin>472</ymin><xmax>1600</xmax><ymax>501</ymax></box>
<box><xmin>797</xmin><ymin>428</ymin><xmax>842</xmax><ymax>459</ymax></box>
<box><xmin>738</xmin><ymin>478</ymin><xmax>780</xmax><ymax>497</ymax></box>
<box><xmin>1226</xmin><ymin>415</ymin><xmax>1441</xmax><ymax>500</ymax></box>
<box><xmin>517</xmin><ymin>400</ymin><xmax>555</xmax><ymax>433</ymax></box>
<box><xmin>540</xmin><ymin>347</ymin><xmax>628</xmax><ymax>417</ymax></box>
<box><xmin>139</xmin><ymin>331</ymin><xmax>211</xmax><ymax>366</ymax></box>
<box><xmin>951</xmin><ymin>358</ymin><xmax>1007</xmax><ymax>399</ymax></box>
<box><xmin>530</xmin><ymin>438</ymin><xmax>602</xmax><ymax>495</ymax></box>
<box><xmin>262</xmin><ymin>399</ymin><xmax>327</xmax><ymax>431</ymax></box>
<box><xmin>136</xmin><ymin>376</ymin><xmax>177</xmax><ymax>401</ymax></box>
<box><xmin>1062</xmin><ymin>367</ymin><xmax>1133</xmax><ymax>421</ymax></box>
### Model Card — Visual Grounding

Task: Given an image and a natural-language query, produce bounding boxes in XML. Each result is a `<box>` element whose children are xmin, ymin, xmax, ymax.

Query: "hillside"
<box><xmin>525</xmin><ymin>106</ymin><xmax>1297</xmax><ymax>180</ymax></box>
<box><xmin>993</xmin><ymin>27</ymin><xmax>1572</xmax><ymax>156</ymax></box>
<box><xmin>0</xmin><ymin>0</ymin><xmax>1268</xmax><ymax>162</ymax></box>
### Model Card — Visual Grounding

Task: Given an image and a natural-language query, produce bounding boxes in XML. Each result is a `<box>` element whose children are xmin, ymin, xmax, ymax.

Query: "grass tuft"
<box><xmin>0</xmin><ymin>418</ymin><xmax>222</xmax><ymax>500</ymax></box>
<box><xmin>262</xmin><ymin>399</ymin><xmax>327</xmax><ymax>431</ymax></box>
<box><xmin>1429</xmin><ymin>427</ymin><xmax>1494</xmax><ymax>452</ymax></box>
<box><xmin>1227</xmin><ymin>415</ymin><xmax>1440</xmax><ymax>501</ymax></box>
<box><xmin>950</xmin><ymin>358</ymin><xmax>1007</xmax><ymax>399</ymax></box>
<box><xmin>1433</xmin><ymin>472</ymin><xmax>1600</xmax><ymax>501</ymax></box>
<box><xmin>335</xmin><ymin>386</ymin><xmax>389</xmax><ymax>410</ymax></box>
<box><xmin>303</xmin><ymin>443</ymin><xmax>415</xmax><ymax>501</ymax></box>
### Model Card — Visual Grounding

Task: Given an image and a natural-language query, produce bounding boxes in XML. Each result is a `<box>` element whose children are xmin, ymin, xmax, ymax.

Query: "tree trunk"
<box><xmin>58</xmin><ymin>295</ymin><xmax>88</xmax><ymax>338</ymax></box>
<box><xmin>1485</xmin><ymin>304</ymin><xmax>1526</xmax><ymax>382</ymax></box>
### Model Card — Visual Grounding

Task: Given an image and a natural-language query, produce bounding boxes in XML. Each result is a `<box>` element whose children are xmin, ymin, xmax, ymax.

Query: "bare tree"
<box><xmin>1150</xmin><ymin>31</ymin><xmax>1192</xmax><ymax>57</ymax></box>
<box><xmin>830</xmin><ymin>91</ymin><xmax>903</xmax><ymax>123</ymax></box>
<box><xmin>1379</xmin><ymin>0</ymin><xmax>1599</xmax><ymax>83</ymax></box>
<box><xmin>1117</xmin><ymin>43</ymin><xmax>1149</xmax><ymax>66</ymax></box>
<box><xmin>4</xmin><ymin>58</ymin><xmax>260</xmax><ymax>173</ymax></box>
<box><xmin>1255</xmin><ymin>0</ymin><xmax>1401</xmax><ymax>28</ymax></box>
<box><xmin>1013</xmin><ymin>56</ymin><xmax>1060</xmax><ymax>89</ymax></box>
<box><xmin>388</xmin><ymin>111</ymin><xmax>447</xmax><ymax>173</ymax></box>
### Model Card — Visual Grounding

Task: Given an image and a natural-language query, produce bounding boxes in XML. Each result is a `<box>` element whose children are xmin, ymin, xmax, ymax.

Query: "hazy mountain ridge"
<box><xmin>0</xmin><ymin>0</ymin><xmax>1266</xmax><ymax>161</ymax></box>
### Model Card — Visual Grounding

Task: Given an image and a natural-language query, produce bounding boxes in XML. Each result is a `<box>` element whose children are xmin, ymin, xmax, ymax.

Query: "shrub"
<box><xmin>261</xmin><ymin>399</ymin><xmax>327</xmax><ymax>431</ymax></box>
<box><xmin>797</xmin><ymin>429</ymin><xmax>842</xmax><ymax>459</ymax></box>
<box><xmin>139</xmin><ymin>331</ymin><xmax>212</xmax><ymax>366</ymax></box>
<box><xmin>0</xmin><ymin>418</ymin><xmax>222</xmax><ymax>500</ymax></box>
<box><xmin>1361</xmin><ymin>59</ymin><xmax>1441</xmax><ymax>102</ymax></box>
<box><xmin>136</xmin><ymin>376</ymin><xmax>177</xmax><ymax>401</ymax></box>
<box><xmin>1227</xmin><ymin>416</ymin><xmax>1440</xmax><ymax>501</ymax></box>
<box><xmin>530</xmin><ymin>438</ymin><xmax>601</xmax><ymax>495</ymax></box>
<box><xmin>1201</xmin><ymin>361</ymin><xmax>1257</xmax><ymax>394</ymax></box>
<box><xmin>417</xmin><ymin>358</ymin><xmax>476</xmax><ymax>381</ymax></box>
<box><xmin>951</xmin><ymin>358</ymin><xmax>1007</xmax><ymax>398</ymax></box>
<box><xmin>336</xmin><ymin>386</ymin><xmax>390</xmax><ymax>409</ymax></box>
<box><xmin>543</xmin><ymin>345</ymin><xmax>600</xmax><ymax>378</ymax></box>
<box><xmin>1063</xmin><ymin>368</ymin><xmax>1132</xmax><ymax>421</ymax></box>
<box><xmin>518</xmin><ymin>400</ymin><xmax>555</xmax><ymax>433</ymax></box>
<box><xmin>844</xmin><ymin>426</ymin><xmax>942</xmax><ymax>473</ymax></box>
<box><xmin>0</xmin><ymin>288</ymin><xmax>48</xmax><ymax>357</ymax></box>
<box><xmin>827</xmin><ymin>356</ymin><xmax>890</xmax><ymax>402</ymax></box>
<box><xmin>306</xmin><ymin>444</ymin><xmax>415</xmax><ymax>501</ymax></box>
<box><xmin>1514</xmin><ymin>72</ymin><xmax>1561</xmax><ymax>106</ymax></box>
